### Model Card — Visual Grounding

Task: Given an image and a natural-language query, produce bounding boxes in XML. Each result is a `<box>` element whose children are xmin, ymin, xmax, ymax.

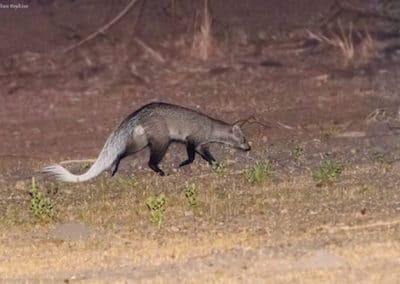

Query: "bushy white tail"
<box><xmin>42</xmin><ymin>130</ymin><xmax>127</xmax><ymax>183</ymax></box>
<box><xmin>42</xmin><ymin>161</ymin><xmax>109</xmax><ymax>183</ymax></box>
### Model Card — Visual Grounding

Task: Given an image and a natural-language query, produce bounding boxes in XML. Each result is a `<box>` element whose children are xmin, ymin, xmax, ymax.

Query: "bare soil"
<box><xmin>1</xmin><ymin>0</ymin><xmax>400</xmax><ymax>282</ymax></box>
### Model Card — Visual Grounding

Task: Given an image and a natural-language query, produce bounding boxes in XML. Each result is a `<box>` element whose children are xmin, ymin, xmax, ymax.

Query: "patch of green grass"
<box><xmin>243</xmin><ymin>161</ymin><xmax>271</xmax><ymax>185</ymax></box>
<box><xmin>184</xmin><ymin>182</ymin><xmax>197</xmax><ymax>208</ymax></box>
<box><xmin>291</xmin><ymin>144</ymin><xmax>304</xmax><ymax>161</ymax></box>
<box><xmin>313</xmin><ymin>160</ymin><xmax>343</xmax><ymax>186</ymax></box>
<box><xmin>113</xmin><ymin>174</ymin><xmax>138</xmax><ymax>188</ymax></box>
<box><xmin>29</xmin><ymin>177</ymin><xmax>55</xmax><ymax>221</ymax></box>
<box><xmin>210</xmin><ymin>162</ymin><xmax>228</xmax><ymax>175</ymax></box>
<box><xmin>146</xmin><ymin>193</ymin><xmax>166</xmax><ymax>226</ymax></box>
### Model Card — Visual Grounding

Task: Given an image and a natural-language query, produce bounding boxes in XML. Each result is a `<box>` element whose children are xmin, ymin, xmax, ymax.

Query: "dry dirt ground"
<box><xmin>1</xmin><ymin>0</ymin><xmax>400</xmax><ymax>282</ymax></box>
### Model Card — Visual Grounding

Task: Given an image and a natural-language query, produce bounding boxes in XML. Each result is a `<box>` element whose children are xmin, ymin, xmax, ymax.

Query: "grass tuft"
<box><xmin>313</xmin><ymin>160</ymin><xmax>343</xmax><ymax>187</ymax></box>
<box><xmin>291</xmin><ymin>144</ymin><xmax>304</xmax><ymax>162</ymax></box>
<box><xmin>184</xmin><ymin>182</ymin><xmax>198</xmax><ymax>208</ymax></box>
<box><xmin>306</xmin><ymin>22</ymin><xmax>377</xmax><ymax>66</ymax></box>
<box><xmin>307</xmin><ymin>22</ymin><xmax>354</xmax><ymax>66</ymax></box>
<box><xmin>146</xmin><ymin>193</ymin><xmax>166</xmax><ymax>226</ymax></box>
<box><xmin>29</xmin><ymin>177</ymin><xmax>55</xmax><ymax>221</ymax></box>
<box><xmin>190</xmin><ymin>0</ymin><xmax>220</xmax><ymax>60</ymax></box>
<box><xmin>243</xmin><ymin>161</ymin><xmax>271</xmax><ymax>185</ymax></box>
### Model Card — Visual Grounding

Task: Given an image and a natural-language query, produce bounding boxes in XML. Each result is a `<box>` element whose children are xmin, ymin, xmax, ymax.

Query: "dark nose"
<box><xmin>243</xmin><ymin>144</ymin><xmax>251</xmax><ymax>151</ymax></box>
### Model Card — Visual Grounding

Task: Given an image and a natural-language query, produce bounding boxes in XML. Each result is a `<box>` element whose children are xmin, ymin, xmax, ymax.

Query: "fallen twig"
<box><xmin>276</xmin><ymin>121</ymin><xmax>295</xmax><ymax>130</ymax></box>
<box><xmin>235</xmin><ymin>115</ymin><xmax>295</xmax><ymax>130</ymax></box>
<box><xmin>365</xmin><ymin>108</ymin><xmax>386</xmax><ymax>123</ymax></box>
<box><xmin>63</xmin><ymin>0</ymin><xmax>141</xmax><ymax>53</ymax></box>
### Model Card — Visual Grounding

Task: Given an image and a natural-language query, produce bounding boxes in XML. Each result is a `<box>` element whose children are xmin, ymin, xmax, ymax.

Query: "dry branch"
<box><xmin>63</xmin><ymin>0</ymin><xmax>141</xmax><ymax>53</ymax></box>
<box><xmin>133</xmin><ymin>38</ymin><xmax>165</xmax><ymax>63</ymax></box>
<box><xmin>234</xmin><ymin>116</ymin><xmax>295</xmax><ymax>130</ymax></box>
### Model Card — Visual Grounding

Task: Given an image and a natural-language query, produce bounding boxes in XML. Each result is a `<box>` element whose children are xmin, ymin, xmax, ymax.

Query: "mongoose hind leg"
<box><xmin>111</xmin><ymin>152</ymin><xmax>126</xmax><ymax>177</ymax></box>
<box><xmin>148</xmin><ymin>138</ymin><xmax>169</xmax><ymax>176</ymax></box>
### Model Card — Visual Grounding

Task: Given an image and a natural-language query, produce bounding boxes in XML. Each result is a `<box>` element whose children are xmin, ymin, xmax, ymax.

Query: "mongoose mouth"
<box><xmin>240</xmin><ymin>144</ymin><xmax>251</xmax><ymax>151</ymax></box>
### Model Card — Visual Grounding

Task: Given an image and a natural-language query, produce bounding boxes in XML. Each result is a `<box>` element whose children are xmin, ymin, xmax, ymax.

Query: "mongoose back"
<box><xmin>42</xmin><ymin>102</ymin><xmax>251</xmax><ymax>182</ymax></box>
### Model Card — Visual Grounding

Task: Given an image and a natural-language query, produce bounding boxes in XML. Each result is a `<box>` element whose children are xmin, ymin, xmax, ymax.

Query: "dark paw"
<box><xmin>210</xmin><ymin>161</ymin><xmax>219</xmax><ymax>167</ymax></box>
<box><xmin>179</xmin><ymin>160</ymin><xmax>192</xmax><ymax>167</ymax></box>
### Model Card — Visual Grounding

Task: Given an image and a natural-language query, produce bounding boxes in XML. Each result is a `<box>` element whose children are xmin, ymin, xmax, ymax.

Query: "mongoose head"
<box><xmin>229</xmin><ymin>124</ymin><xmax>251</xmax><ymax>151</ymax></box>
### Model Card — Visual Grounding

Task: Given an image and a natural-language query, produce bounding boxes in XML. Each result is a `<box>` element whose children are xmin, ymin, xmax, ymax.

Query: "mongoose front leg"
<box><xmin>179</xmin><ymin>142</ymin><xmax>196</xmax><ymax>167</ymax></box>
<box><xmin>197</xmin><ymin>145</ymin><xmax>216</xmax><ymax>165</ymax></box>
<box><xmin>148</xmin><ymin>139</ymin><xmax>169</xmax><ymax>176</ymax></box>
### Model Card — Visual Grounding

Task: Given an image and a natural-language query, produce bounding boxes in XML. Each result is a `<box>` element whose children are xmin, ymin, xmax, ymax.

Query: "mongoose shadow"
<box><xmin>42</xmin><ymin>102</ymin><xmax>251</xmax><ymax>182</ymax></box>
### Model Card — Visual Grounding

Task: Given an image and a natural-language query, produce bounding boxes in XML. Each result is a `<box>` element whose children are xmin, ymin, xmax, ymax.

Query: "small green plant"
<box><xmin>291</xmin><ymin>144</ymin><xmax>304</xmax><ymax>161</ymax></box>
<box><xmin>313</xmin><ymin>160</ymin><xmax>343</xmax><ymax>186</ymax></box>
<box><xmin>184</xmin><ymin>182</ymin><xmax>198</xmax><ymax>208</ymax></box>
<box><xmin>29</xmin><ymin>177</ymin><xmax>54</xmax><ymax>220</ymax></box>
<box><xmin>370</xmin><ymin>150</ymin><xmax>393</xmax><ymax>172</ymax></box>
<box><xmin>146</xmin><ymin>193</ymin><xmax>166</xmax><ymax>226</ymax></box>
<box><xmin>211</xmin><ymin>162</ymin><xmax>227</xmax><ymax>175</ymax></box>
<box><xmin>244</xmin><ymin>161</ymin><xmax>271</xmax><ymax>185</ymax></box>
<box><xmin>370</xmin><ymin>150</ymin><xmax>386</xmax><ymax>163</ymax></box>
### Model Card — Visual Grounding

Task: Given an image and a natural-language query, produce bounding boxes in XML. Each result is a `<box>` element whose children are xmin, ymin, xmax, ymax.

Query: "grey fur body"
<box><xmin>42</xmin><ymin>102</ymin><xmax>251</xmax><ymax>182</ymax></box>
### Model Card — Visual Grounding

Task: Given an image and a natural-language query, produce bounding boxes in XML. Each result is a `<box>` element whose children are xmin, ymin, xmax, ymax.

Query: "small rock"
<box><xmin>170</xmin><ymin>226</ymin><xmax>180</xmax><ymax>232</ymax></box>
<box><xmin>52</xmin><ymin>222</ymin><xmax>91</xmax><ymax>241</ymax></box>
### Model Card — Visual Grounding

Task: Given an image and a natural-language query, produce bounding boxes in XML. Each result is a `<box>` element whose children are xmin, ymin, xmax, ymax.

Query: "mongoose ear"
<box><xmin>232</xmin><ymin>124</ymin><xmax>241</xmax><ymax>135</ymax></box>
